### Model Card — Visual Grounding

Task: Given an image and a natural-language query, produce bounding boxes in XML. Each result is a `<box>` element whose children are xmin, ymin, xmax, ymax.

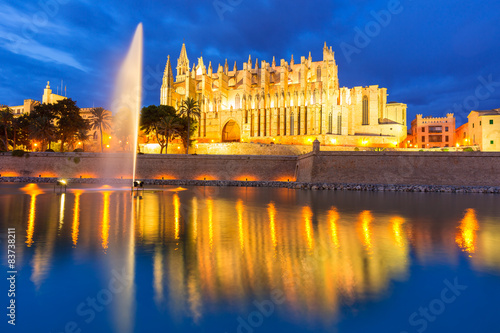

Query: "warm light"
<box><xmin>409</xmin><ymin>144</ymin><xmax>413</xmax><ymax>147</ymax></box>
<box><xmin>268</xmin><ymin>202</ymin><xmax>277</xmax><ymax>248</ymax></box>
<box><xmin>119</xmin><ymin>140</ymin><xmax>122</xmax><ymax>143</ymax></box>
<box><xmin>303</xmin><ymin>206</ymin><xmax>314</xmax><ymax>250</ymax></box>
<box><xmin>415</xmin><ymin>145</ymin><xmax>418</xmax><ymax>148</ymax></box>
<box><xmin>101</xmin><ymin>192</ymin><xmax>110</xmax><ymax>252</ymax></box>
<box><xmin>106</xmin><ymin>145</ymin><xmax>110</xmax><ymax>148</ymax></box>
<box><xmin>34</xmin><ymin>143</ymin><xmax>38</xmax><ymax>147</ymax></box>
<box><xmin>59</xmin><ymin>179</ymin><xmax>67</xmax><ymax>185</ymax></box>
<box><xmin>78</xmin><ymin>142</ymin><xmax>82</xmax><ymax>145</ymax></box>
<box><xmin>126</xmin><ymin>141</ymin><xmax>129</xmax><ymax>144</ymax></box>
<box><xmin>393</xmin><ymin>141</ymin><xmax>398</xmax><ymax>146</ymax></box>
<box><xmin>456</xmin><ymin>208</ymin><xmax>479</xmax><ymax>255</ymax></box>
<box><xmin>359</xmin><ymin>210</ymin><xmax>373</xmax><ymax>252</ymax></box>
<box><xmin>211</xmin><ymin>140</ymin><xmax>214</xmax><ymax>143</ymax></box>
<box><xmin>362</xmin><ymin>140</ymin><xmax>368</xmax><ymax>145</ymax></box>
<box><xmin>177</xmin><ymin>146</ymin><xmax>180</xmax><ymax>150</ymax></box>
<box><xmin>173</xmin><ymin>194</ymin><xmax>180</xmax><ymax>240</ymax></box>
<box><xmin>331</xmin><ymin>139</ymin><xmax>337</xmax><ymax>144</ymax></box>
<box><xmin>456</xmin><ymin>143</ymin><xmax>460</xmax><ymax>147</ymax></box>
<box><xmin>108</xmin><ymin>136</ymin><xmax>112</xmax><ymax>139</ymax></box>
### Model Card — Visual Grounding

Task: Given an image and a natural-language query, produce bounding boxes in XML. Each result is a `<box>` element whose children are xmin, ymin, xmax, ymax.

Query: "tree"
<box><xmin>55</xmin><ymin>99</ymin><xmax>88</xmax><ymax>152</ymax></box>
<box><xmin>140</xmin><ymin>105</ymin><xmax>178</xmax><ymax>154</ymax></box>
<box><xmin>89</xmin><ymin>107</ymin><xmax>112</xmax><ymax>152</ymax></box>
<box><xmin>12</xmin><ymin>114</ymin><xmax>31</xmax><ymax>150</ymax></box>
<box><xmin>30</xmin><ymin>115</ymin><xmax>56</xmax><ymax>150</ymax></box>
<box><xmin>178</xmin><ymin>98</ymin><xmax>201</xmax><ymax>154</ymax></box>
<box><xmin>0</xmin><ymin>107</ymin><xmax>14</xmax><ymax>151</ymax></box>
<box><xmin>30</xmin><ymin>102</ymin><xmax>59</xmax><ymax>149</ymax></box>
<box><xmin>178</xmin><ymin>115</ymin><xmax>198</xmax><ymax>153</ymax></box>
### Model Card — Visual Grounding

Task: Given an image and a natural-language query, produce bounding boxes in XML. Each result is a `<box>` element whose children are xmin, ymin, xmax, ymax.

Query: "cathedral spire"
<box><xmin>290</xmin><ymin>54</ymin><xmax>294</xmax><ymax>66</ymax></box>
<box><xmin>233</xmin><ymin>61</ymin><xmax>237</xmax><ymax>72</ymax></box>
<box><xmin>248</xmin><ymin>55</ymin><xmax>252</xmax><ymax>68</ymax></box>
<box><xmin>272</xmin><ymin>56</ymin><xmax>276</xmax><ymax>68</ymax></box>
<box><xmin>224</xmin><ymin>59</ymin><xmax>228</xmax><ymax>74</ymax></box>
<box><xmin>176</xmin><ymin>43</ymin><xmax>190</xmax><ymax>78</ymax></box>
<box><xmin>308</xmin><ymin>52</ymin><xmax>312</xmax><ymax>63</ymax></box>
<box><xmin>208</xmin><ymin>61</ymin><xmax>213</xmax><ymax>76</ymax></box>
<box><xmin>255</xmin><ymin>59</ymin><xmax>259</xmax><ymax>71</ymax></box>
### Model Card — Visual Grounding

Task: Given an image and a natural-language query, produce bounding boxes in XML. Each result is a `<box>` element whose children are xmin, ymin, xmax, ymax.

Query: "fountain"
<box><xmin>110</xmin><ymin>23</ymin><xmax>143</xmax><ymax>184</ymax></box>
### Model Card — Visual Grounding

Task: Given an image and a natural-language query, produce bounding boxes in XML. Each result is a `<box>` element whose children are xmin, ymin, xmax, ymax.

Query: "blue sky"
<box><xmin>1</xmin><ymin>0</ymin><xmax>499</xmax><ymax>125</ymax></box>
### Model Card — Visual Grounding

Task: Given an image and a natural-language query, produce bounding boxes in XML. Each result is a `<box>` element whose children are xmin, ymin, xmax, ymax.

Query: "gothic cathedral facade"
<box><xmin>161</xmin><ymin>43</ymin><xmax>407</xmax><ymax>147</ymax></box>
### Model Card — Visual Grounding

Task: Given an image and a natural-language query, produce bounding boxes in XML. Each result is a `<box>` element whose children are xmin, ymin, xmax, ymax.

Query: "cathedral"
<box><xmin>160</xmin><ymin>43</ymin><xmax>407</xmax><ymax>147</ymax></box>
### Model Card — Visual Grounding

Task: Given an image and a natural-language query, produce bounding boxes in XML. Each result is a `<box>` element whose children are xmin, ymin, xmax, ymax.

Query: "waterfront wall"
<box><xmin>1</xmin><ymin>151</ymin><xmax>499</xmax><ymax>186</ymax></box>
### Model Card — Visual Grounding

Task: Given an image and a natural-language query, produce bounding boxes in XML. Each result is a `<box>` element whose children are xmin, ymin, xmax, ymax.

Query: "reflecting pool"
<box><xmin>1</xmin><ymin>183</ymin><xmax>500</xmax><ymax>332</ymax></box>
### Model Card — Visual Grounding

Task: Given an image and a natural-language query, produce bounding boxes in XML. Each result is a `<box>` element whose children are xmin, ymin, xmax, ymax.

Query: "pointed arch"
<box><xmin>317</xmin><ymin>66</ymin><xmax>321</xmax><ymax>81</ymax></box>
<box><xmin>290</xmin><ymin>111</ymin><xmax>295</xmax><ymax>136</ymax></box>
<box><xmin>328</xmin><ymin>111</ymin><xmax>333</xmax><ymax>134</ymax></box>
<box><xmin>337</xmin><ymin>112</ymin><xmax>342</xmax><ymax>135</ymax></box>
<box><xmin>235</xmin><ymin>93</ymin><xmax>240</xmax><ymax>109</ymax></box>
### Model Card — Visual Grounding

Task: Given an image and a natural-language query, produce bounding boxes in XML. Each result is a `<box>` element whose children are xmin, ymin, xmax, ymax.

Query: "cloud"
<box><xmin>0</xmin><ymin>34</ymin><xmax>87</xmax><ymax>72</ymax></box>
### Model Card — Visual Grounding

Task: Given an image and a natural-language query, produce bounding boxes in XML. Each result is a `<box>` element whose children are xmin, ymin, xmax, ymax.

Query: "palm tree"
<box><xmin>30</xmin><ymin>115</ymin><xmax>56</xmax><ymax>150</ymax></box>
<box><xmin>0</xmin><ymin>108</ymin><xmax>14</xmax><ymax>151</ymax></box>
<box><xmin>89</xmin><ymin>107</ymin><xmax>112</xmax><ymax>153</ymax></box>
<box><xmin>158</xmin><ymin>115</ymin><xmax>182</xmax><ymax>153</ymax></box>
<box><xmin>179</xmin><ymin>98</ymin><xmax>201</xmax><ymax>154</ymax></box>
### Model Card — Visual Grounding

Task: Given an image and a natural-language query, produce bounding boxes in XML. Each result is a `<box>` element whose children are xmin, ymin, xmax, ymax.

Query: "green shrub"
<box><xmin>73</xmin><ymin>148</ymin><xmax>83</xmax><ymax>153</ymax></box>
<box><xmin>463</xmin><ymin>147</ymin><xmax>474</xmax><ymax>152</ymax></box>
<box><xmin>45</xmin><ymin>149</ymin><xmax>55</xmax><ymax>152</ymax></box>
<box><xmin>419</xmin><ymin>149</ymin><xmax>424</xmax><ymax>152</ymax></box>
<box><xmin>12</xmin><ymin>150</ymin><xmax>24</xmax><ymax>157</ymax></box>
<box><xmin>441</xmin><ymin>148</ymin><xmax>449</xmax><ymax>152</ymax></box>
<box><xmin>354</xmin><ymin>147</ymin><xmax>360</xmax><ymax>151</ymax></box>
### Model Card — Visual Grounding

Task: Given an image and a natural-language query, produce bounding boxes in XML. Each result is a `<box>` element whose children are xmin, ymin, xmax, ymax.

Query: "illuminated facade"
<box><xmin>409</xmin><ymin>113</ymin><xmax>455</xmax><ymax>148</ymax></box>
<box><xmin>161</xmin><ymin>43</ymin><xmax>407</xmax><ymax>147</ymax></box>
<box><xmin>467</xmin><ymin>109</ymin><xmax>500</xmax><ymax>152</ymax></box>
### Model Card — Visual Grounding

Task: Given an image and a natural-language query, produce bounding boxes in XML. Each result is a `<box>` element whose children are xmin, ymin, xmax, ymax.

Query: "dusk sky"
<box><xmin>1</xmin><ymin>0</ymin><xmax>499</xmax><ymax>125</ymax></box>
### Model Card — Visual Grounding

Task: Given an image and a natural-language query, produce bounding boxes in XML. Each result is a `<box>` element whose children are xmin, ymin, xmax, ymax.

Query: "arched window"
<box><xmin>258</xmin><ymin>110</ymin><xmax>261</xmax><ymax>136</ymax></box>
<box><xmin>290</xmin><ymin>112</ymin><xmax>294</xmax><ymax>136</ymax></box>
<box><xmin>298</xmin><ymin>70</ymin><xmax>301</xmax><ymax>82</ymax></box>
<box><xmin>319</xmin><ymin>107</ymin><xmax>322</xmax><ymax>134</ymax></box>
<box><xmin>251</xmin><ymin>113</ymin><xmax>254</xmax><ymax>136</ymax></box>
<box><xmin>328</xmin><ymin>112</ymin><xmax>333</xmax><ymax>133</ymax></box>
<box><xmin>277</xmin><ymin>112</ymin><xmax>280</xmax><ymax>136</ymax></box>
<box><xmin>317</xmin><ymin>67</ymin><xmax>321</xmax><ymax>81</ymax></box>
<box><xmin>245</xmin><ymin>109</ymin><xmax>248</xmax><ymax>124</ymax></box>
<box><xmin>337</xmin><ymin>112</ymin><xmax>342</xmax><ymax>135</ymax></box>
<box><xmin>235</xmin><ymin>94</ymin><xmax>240</xmax><ymax>109</ymax></box>
<box><xmin>284</xmin><ymin>108</ymin><xmax>287</xmax><ymax>135</ymax></box>
<box><xmin>297</xmin><ymin>108</ymin><xmax>301</xmax><ymax>135</ymax></box>
<box><xmin>362</xmin><ymin>96</ymin><xmax>369</xmax><ymax>125</ymax></box>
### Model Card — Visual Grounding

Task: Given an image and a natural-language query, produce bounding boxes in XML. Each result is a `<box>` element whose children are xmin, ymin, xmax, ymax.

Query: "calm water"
<box><xmin>1</xmin><ymin>183</ymin><xmax>500</xmax><ymax>333</ymax></box>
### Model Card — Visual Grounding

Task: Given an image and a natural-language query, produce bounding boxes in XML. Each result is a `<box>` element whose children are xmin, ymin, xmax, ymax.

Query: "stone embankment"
<box><xmin>1</xmin><ymin>177</ymin><xmax>499</xmax><ymax>194</ymax></box>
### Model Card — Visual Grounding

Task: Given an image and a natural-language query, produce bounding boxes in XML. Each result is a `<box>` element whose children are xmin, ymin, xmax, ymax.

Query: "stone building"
<box><xmin>160</xmin><ymin>43</ymin><xmax>407</xmax><ymax>147</ymax></box>
<box><xmin>468</xmin><ymin>109</ymin><xmax>500</xmax><ymax>152</ymax></box>
<box><xmin>409</xmin><ymin>114</ymin><xmax>455</xmax><ymax>148</ymax></box>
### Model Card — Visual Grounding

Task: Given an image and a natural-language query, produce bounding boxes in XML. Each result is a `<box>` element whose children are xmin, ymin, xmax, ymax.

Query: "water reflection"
<box><xmin>6</xmin><ymin>186</ymin><xmax>500</xmax><ymax>331</ymax></box>
<box><xmin>456</xmin><ymin>208</ymin><xmax>479</xmax><ymax>255</ymax></box>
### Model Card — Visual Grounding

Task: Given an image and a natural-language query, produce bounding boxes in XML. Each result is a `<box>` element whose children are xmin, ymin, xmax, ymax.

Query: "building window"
<box><xmin>362</xmin><ymin>96</ymin><xmax>369</xmax><ymax>125</ymax></box>
<box><xmin>251</xmin><ymin>113</ymin><xmax>254</xmax><ymax>136</ymax></box>
<box><xmin>445</xmin><ymin>136</ymin><xmax>449</xmax><ymax>142</ymax></box>
<box><xmin>422</xmin><ymin>127</ymin><xmax>425</xmax><ymax>132</ymax></box>
<box><xmin>245</xmin><ymin>110</ymin><xmax>248</xmax><ymax>124</ymax></box>
<box><xmin>445</xmin><ymin>127</ymin><xmax>449</xmax><ymax>132</ymax></box>
<box><xmin>490</xmin><ymin>119</ymin><xmax>494</xmax><ymax>125</ymax></box>
<box><xmin>328</xmin><ymin>112</ymin><xmax>333</xmax><ymax>133</ymax></box>
<box><xmin>317</xmin><ymin>67</ymin><xmax>321</xmax><ymax>81</ymax></box>
<box><xmin>422</xmin><ymin>136</ymin><xmax>425</xmax><ymax>142</ymax></box>
<box><xmin>472</xmin><ymin>123</ymin><xmax>475</xmax><ymax>128</ymax></box>
<box><xmin>429</xmin><ymin>135</ymin><xmax>442</xmax><ymax>143</ymax></box>
<box><xmin>491</xmin><ymin>140</ymin><xmax>494</xmax><ymax>145</ymax></box>
<box><xmin>480</xmin><ymin>121</ymin><xmax>482</xmax><ymax>126</ymax></box>
<box><xmin>284</xmin><ymin>108</ymin><xmax>287</xmax><ymax>135</ymax></box>
<box><xmin>235</xmin><ymin>94</ymin><xmax>240</xmax><ymax>109</ymax></box>
<box><xmin>277</xmin><ymin>112</ymin><xmax>280</xmax><ymax>136</ymax></box>
<box><xmin>337</xmin><ymin>112</ymin><xmax>342</xmax><ymax>135</ymax></box>
<box><xmin>429</xmin><ymin>126</ymin><xmax>442</xmax><ymax>133</ymax></box>
<box><xmin>290</xmin><ymin>112</ymin><xmax>294</xmax><ymax>136</ymax></box>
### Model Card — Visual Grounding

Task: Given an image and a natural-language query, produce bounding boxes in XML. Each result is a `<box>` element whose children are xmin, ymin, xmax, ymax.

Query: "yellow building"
<box><xmin>468</xmin><ymin>109</ymin><xmax>500</xmax><ymax>151</ymax></box>
<box><xmin>161</xmin><ymin>43</ymin><xmax>407</xmax><ymax>147</ymax></box>
<box><xmin>7</xmin><ymin>99</ymin><xmax>39</xmax><ymax>117</ymax></box>
<box><xmin>42</xmin><ymin>81</ymin><xmax>66</xmax><ymax>104</ymax></box>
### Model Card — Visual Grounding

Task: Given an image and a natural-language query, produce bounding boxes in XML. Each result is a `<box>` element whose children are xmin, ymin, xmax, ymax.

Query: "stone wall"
<box><xmin>1</xmin><ymin>151</ymin><xmax>499</xmax><ymax>187</ymax></box>
<box><xmin>296</xmin><ymin>151</ymin><xmax>500</xmax><ymax>186</ymax></box>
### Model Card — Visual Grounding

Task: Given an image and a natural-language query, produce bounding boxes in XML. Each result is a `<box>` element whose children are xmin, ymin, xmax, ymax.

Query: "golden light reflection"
<box><xmin>71</xmin><ymin>191</ymin><xmax>82</xmax><ymax>246</ymax></box>
<box><xmin>192</xmin><ymin>196</ymin><xmax>198</xmax><ymax>239</ymax></box>
<box><xmin>237</xmin><ymin>199</ymin><xmax>245</xmax><ymax>250</ymax></box>
<box><xmin>456</xmin><ymin>208</ymin><xmax>479</xmax><ymax>255</ymax></box>
<box><xmin>23</xmin><ymin>184</ymin><xmax>44</xmax><ymax>247</ymax></box>
<box><xmin>207</xmin><ymin>198</ymin><xmax>213</xmax><ymax>250</ymax></box>
<box><xmin>268</xmin><ymin>202</ymin><xmax>277</xmax><ymax>248</ymax></box>
<box><xmin>303</xmin><ymin>206</ymin><xmax>314</xmax><ymax>250</ymax></box>
<box><xmin>174</xmin><ymin>193</ymin><xmax>180</xmax><ymax>240</ymax></box>
<box><xmin>101</xmin><ymin>192</ymin><xmax>110</xmax><ymax>252</ymax></box>
<box><xmin>359</xmin><ymin>210</ymin><xmax>373</xmax><ymax>252</ymax></box>
<box><xmin>58</xmin><ymin>193</ymin><xmax>65</xmax><ymax>230</ymax></box>
<box><xmin>328</xmin><ymin>207</ymin><xmax>340</xmax><ymax>248</ymax></box>
<box><xmin>391</xmin><ymin>217</ymin><xmax>405</xmax><ymax>248</ymax></box>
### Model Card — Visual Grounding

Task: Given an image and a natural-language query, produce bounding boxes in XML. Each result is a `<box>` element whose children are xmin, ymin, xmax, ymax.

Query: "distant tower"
<box><xmin>160</xmin><ymin>56</ymin><xmax>174</xmax><ymax>105</ymax></box>
<box><xmin>42</xmin><ymin>81</ymin><xmax>52</xmax><ymax>104</ymax></box>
